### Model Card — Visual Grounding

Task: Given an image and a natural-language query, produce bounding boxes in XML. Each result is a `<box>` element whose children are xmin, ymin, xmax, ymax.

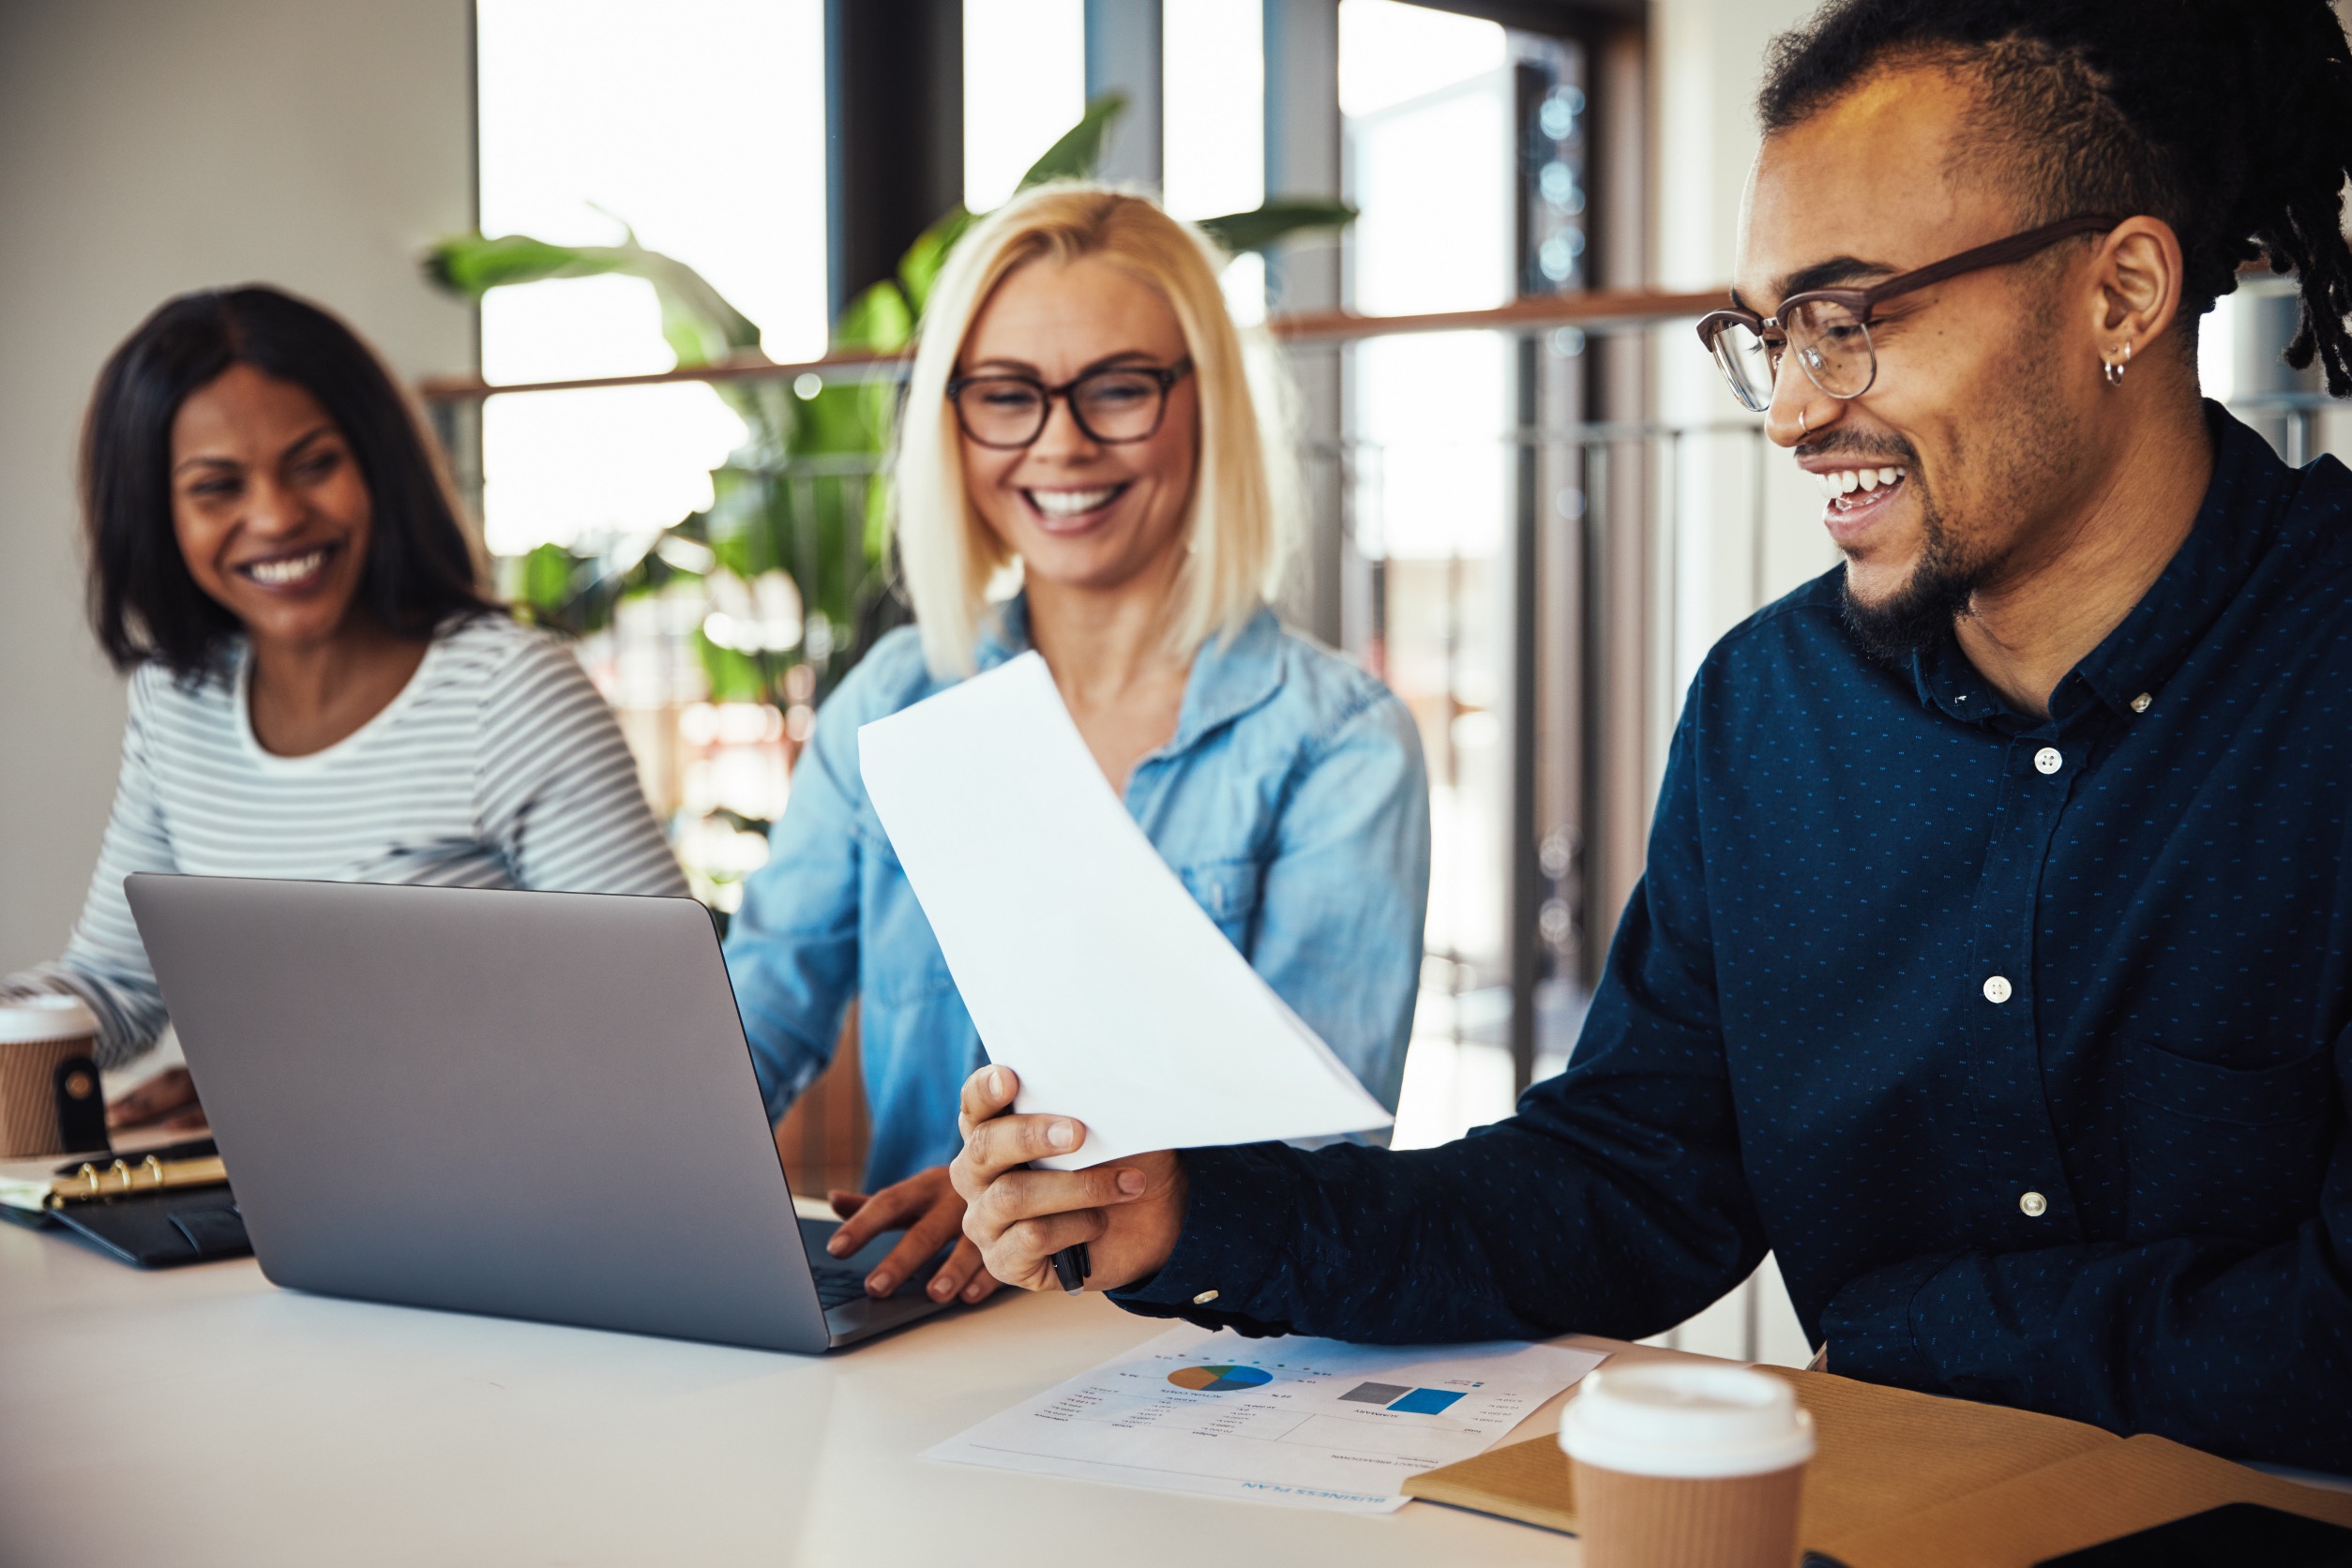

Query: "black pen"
<box><xmin>1050</xmin><ymin>1240</ymin><xmax>1091</xmax><ymax>1293</ymax></box>
<box><xmin>1024</xmin><ymin>1100</ymin><xmax>1087</xmax><ymax>1290</ymax></box>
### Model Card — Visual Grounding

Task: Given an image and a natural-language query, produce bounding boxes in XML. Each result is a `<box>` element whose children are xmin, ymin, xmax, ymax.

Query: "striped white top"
<box><xmin>4</xmin><ymin>614</ymin><xmax>687</xmax><ymax>1066</ymax></box>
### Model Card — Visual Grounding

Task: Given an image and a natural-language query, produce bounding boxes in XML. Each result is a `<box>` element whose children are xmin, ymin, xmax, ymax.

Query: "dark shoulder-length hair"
<box><xmin>83</xmin><ymin>285</ymin><xmax>499</xmax><ymax>676</ymax></box>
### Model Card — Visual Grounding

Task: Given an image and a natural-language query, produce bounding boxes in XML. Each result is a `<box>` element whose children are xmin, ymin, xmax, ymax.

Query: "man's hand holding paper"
<box><xmin>950</xmin><ymin>1064</ymin><xmax>1184</xmax><ymax>1293</ymax></box>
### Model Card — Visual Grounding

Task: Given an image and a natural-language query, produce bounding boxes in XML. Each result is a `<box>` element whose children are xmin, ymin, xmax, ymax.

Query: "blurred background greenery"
<box><xmin>425</xmin><ymin>93</ymin><xmax>1351</xmax><ymax>710</ymax></box>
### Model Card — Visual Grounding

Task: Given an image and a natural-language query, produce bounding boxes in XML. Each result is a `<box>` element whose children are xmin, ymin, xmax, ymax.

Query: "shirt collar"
<box><xmin>1910</xmin><ymin>402</ymin><xmax>2291</xmax><ymax>727</ymax></box>
<box><xmin>972</xmin><ymin>594</ymin><xmax>1033</xmax><ymax>671</ymax></box>
<box><xmin>972</xmin><ymin>592</ymin><xmax>1288</xmax><ymax>753</ymax></box>
<box><xmin>1169</xmin><ymin>605</ymin><xmax>1286</xmax><ymax>749</ymax></box>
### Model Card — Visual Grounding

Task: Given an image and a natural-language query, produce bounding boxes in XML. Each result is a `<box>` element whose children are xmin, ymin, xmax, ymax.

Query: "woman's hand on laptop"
<box><xmin>950</xmin><ymin>1065</ymin><xmax>1185</xmax><ymax>1293</ymax></box>
<box><xmin>824</xmin><ymin>1166</ymin><xmax>1002</xmax><ymax>1304</ymax></box>
<box><xmin>106</xmin><ymin>1066</ymin><xmax>206</xmax><ymax>1131</ymax></box>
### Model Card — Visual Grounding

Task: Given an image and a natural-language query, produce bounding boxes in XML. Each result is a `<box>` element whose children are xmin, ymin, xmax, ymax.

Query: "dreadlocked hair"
<box><xmin>1757</xmin><ymin>0</ymin><xmax>2352</xmax><ymax>397</ymax></box>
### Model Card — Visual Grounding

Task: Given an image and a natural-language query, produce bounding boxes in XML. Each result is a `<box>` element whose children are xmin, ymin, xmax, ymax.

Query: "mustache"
<box><xmin>1798</xmin><ymin>430</ymin><xmax>1920</xmax><ymax>468</ymax></box>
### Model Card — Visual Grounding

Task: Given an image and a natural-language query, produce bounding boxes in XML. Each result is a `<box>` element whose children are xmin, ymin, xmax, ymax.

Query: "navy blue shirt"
<box><xmin>1113</xmin><ymin>407</ymin><xmax>2352</xmax><ymax>1469</ymax></box>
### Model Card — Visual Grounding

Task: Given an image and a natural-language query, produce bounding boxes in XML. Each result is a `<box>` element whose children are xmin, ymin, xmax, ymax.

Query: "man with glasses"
<box><xmin>947</xmin><ymin>0</ymin><xmax>2352</xmax><ymax>1465</ymax></box>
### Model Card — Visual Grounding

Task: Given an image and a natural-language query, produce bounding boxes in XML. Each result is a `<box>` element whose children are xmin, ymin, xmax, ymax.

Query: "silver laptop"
<box><xmin>124</xmin><ymin>874</ymin><xmax>950</xmax><ymax>1351</ymax></box>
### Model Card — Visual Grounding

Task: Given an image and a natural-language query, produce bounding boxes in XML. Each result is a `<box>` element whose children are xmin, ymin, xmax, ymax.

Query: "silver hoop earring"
<box><xmin>2103</xmin><ymin>341</ymin><xmax>2132</xmax><ymax>387</ymax></box>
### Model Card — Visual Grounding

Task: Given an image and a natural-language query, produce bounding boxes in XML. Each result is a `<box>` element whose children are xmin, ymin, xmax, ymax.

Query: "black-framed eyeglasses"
<box><xmin>945</xmin><ymin>359</ymin><xmax>1194</xmax><ymax>449</ymax></box>
<box><xmin>1694</xmin><ymin>214</ymin><xmax>2122</xmax><ymax>413</ymax></box>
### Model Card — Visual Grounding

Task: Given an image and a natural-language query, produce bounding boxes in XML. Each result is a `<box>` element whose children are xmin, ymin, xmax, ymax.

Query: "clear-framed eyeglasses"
<box><xmin>946</xmin><ymin>359</ymin><xmax>1194</xmax><ymax>449</ymax></box>
<box><xmin>1694</xmin><ymin>215</ymin><xmax>2120</xmax><ymax>413</ymax></box>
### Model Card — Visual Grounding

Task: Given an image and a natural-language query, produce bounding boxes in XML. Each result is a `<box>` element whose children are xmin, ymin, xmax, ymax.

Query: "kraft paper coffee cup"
<box><xmin>0</xmin><ymin>996</ymin><xmax>102</xmax><ymax>1158</ymax></box>
<box><xmin>1559</xmin><ymin>1363</ymin><xmax>1817</xmax><ymax>1568</ymax></box>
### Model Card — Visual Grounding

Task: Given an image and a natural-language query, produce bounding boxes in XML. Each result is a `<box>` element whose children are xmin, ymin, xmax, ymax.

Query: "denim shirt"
<box><xmin>723</xmin><ymin>597</ymin><xmax>1431</xmax><ymax>1190</ymax></box>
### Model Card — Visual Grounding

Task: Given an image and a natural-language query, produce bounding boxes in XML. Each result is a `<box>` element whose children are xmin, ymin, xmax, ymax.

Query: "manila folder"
<box><xmin>1401</xmin><ymin>1368</ymin><xmax>2352</xmax><ymax>1566</ymax></box>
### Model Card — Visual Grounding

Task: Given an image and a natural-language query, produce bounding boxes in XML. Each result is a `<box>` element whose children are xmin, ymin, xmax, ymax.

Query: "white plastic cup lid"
<box><xmin>1560</xmin><ymin>1364</ymin><xmax>1817</xmax><ymax>1479</ymax></box>
<box><xmin>0</xmin><ymin>994</ymin><xmax>101</xmax><ymax>1045</ymax></box>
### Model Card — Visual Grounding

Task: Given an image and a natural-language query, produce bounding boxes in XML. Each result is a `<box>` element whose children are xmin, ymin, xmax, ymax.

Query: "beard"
<box><xmin>1835</xmin><ymin>279</ymin><xmax>2086</xmax><ymax>667</ymax></box>
<box><xmin>1837</xmin><ymin>479</ymin><xmax>1994</xmax><ymax>665</ymax></box>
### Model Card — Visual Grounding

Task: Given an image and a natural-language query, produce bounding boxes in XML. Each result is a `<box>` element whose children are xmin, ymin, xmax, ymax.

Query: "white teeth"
<box><xmin>247</xmin><ymin>549</ymin><xmax>327</xmax><ymax>585</ymax></box>
<box><xmin>1028</xmin><ymin>486</ymin><xmax>1118</xmax><ymax>519</ymax></box>
<box><xmin>1812</xmin><ymin>466</ymin><xmax>1907</xmax><ymax>502</ymax></box>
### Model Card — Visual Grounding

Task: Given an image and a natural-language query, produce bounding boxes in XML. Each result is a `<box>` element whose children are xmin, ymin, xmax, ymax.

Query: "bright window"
<box><xmin>963</xmin><ymin>0</ymin><xmax>1086</xmax><ymax>210</ymax></box>
<box><xmin>1162</xmin><ymin>0</ymin><xmax>1265</xmax><ymax>220</ymax></box>
<box><xmin>1338</xmin><ymin>0</ymin><xmax>1518</xmax><ymax>1152</ymax></box>
<box><xmin>1163</xmin><ymin>0</ymin><xmax>1267</xmax><ymax>319</ymax></box>
<box><xmin>475</xmin><ymin>0</ymin><xmax>830</xmax><ymax>906</ymax></box>
<box><xmin>475</xmin><ymin>0</ymin><xmax>826</xmax><ymax>557</ymax></box>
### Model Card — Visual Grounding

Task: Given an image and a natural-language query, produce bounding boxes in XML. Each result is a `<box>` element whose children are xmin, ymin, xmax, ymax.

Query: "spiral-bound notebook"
<box><xmin>0</xmin><ymin>1138</ymin><xmax>250</xmax><ymax>1268</ymax></box>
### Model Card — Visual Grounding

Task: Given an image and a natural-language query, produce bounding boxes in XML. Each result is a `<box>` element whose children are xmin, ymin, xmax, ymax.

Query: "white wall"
<box><xmin>1652</xmin><ymin>0</ymin><xmax>1819</xmax><ymax>296</ymax></box>
<box><xmin>0</xmin><ymin>0</ymin><xmax>476</xmax><ymax>972</ymax></box>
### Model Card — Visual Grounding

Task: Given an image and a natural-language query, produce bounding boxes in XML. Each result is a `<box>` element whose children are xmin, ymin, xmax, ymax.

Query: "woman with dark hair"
<box><xmin>2</xmin><ymin>285</ymin><xmax>687</xmax><ymax>1125</ymax></box>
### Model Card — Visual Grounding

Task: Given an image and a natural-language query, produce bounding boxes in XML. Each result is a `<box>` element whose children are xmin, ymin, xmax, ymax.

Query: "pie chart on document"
<box><xmin>1167</xmin><ymin>1364</ymin><xmax>1274</xmax><ymax>1393</ymax></box>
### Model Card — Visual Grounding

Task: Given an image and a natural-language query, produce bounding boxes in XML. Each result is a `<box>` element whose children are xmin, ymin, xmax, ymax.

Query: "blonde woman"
<box><xmin>722</xmin><ymin>185</ymin><xmax>1429</xmax><ymax>1308</ymax></box>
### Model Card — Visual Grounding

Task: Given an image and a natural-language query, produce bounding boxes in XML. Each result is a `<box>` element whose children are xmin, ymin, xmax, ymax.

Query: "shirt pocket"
<box><xmin>2118</xmin><ymin>1035</ymin><xmax>2336</xmax><ymax>1245</ymax></box>
<box><xmin>1172</xmin><ymin>857</ymin><xmax>1265</xmax><ymax>951</ymax></box>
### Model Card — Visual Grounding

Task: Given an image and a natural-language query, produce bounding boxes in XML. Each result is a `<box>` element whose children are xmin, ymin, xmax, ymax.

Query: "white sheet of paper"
<box><xmin>857</xmin><ymin>651</ymin><xmax>1393</xmax><ymax>1168</ymax></box>
<box><xmin>926</xmin><ymin>1325</ymin><xmax>1607</xmax><ymax>1513</ymax></box>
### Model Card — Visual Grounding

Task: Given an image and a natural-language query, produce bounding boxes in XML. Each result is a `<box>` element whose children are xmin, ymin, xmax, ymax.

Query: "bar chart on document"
<box><xmin>927</xmin><ymin>1326</ymin><xmax>1606</xmax><ymax>1512</ymax></box>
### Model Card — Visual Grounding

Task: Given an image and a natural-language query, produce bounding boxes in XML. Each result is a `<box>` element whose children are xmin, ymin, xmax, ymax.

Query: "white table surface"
<box><xmin>0</xmin><ymin>1201</ymin><xmax>1695</xmax><ymax>1567</ymax></box>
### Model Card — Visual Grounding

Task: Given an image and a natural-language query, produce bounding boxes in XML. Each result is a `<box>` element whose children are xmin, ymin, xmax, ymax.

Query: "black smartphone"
<box><xmin>2033</xmin><ymin>1502</ymin><xmax>2352</xmax><ymax>1567</ymax></box>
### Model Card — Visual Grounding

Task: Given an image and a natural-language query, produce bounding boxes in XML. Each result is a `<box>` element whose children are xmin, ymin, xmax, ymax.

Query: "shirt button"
<box><xmin>1983</xmin><ymin>974</ymin><xmax>2013</xmax><ymax>1004</ymax></box>
<box><xmin>2131</xmin><ymin>692</ymin><xmax>2152</xmax><ymax>713</ymax></box>
<box><xmin>2033</xmin><ymin>746</ymin><xmax>2063</xmax><ymax>775</ymax></box>
<box><xmin>1192</xmin><ymin>1289</ymin><xmax>1221</xmax><ymax>1305</ymax></box>
<box><xmin>2019</xmin><ymin>1191</ymin><xmax>2048</xmax><ymax>1218</ymax></box>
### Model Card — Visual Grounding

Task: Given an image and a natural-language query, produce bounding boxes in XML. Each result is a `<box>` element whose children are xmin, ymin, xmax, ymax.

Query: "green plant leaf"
<box><xmin>423</xmin><ymin>200</ymin><xmax>907</xmax><ymax>710</ymax></box>
<box><xmin>1017</xmin><ymin>92</ymin><xmax>1128</xmax><ymax>190</ymax></box>
<box><xmin>1196</xmin><ymin>198</ymin><xmax>1360</xmax><ymax>258</ymax></box>
<box><xmin>512</xmin><ymin>541</ymin><xmax>580</xmax><ymax>619</ymax></box>
<box><xmin>692</xmin><ymin>626</ymin><xmax>774</xmax><ymax>703</ymax></box>
<box><xmin>629</xmin><ymin>249</ymin><xmax>764</xmax><ymax>367</ymax></box>
<box><xmin>835</xmin><ymin>278</ymin><xmax>915</xmax><ymax>354</ymax></box>
<box><xmin>423</xmin><ymin>231</ymin><xmax>763</xmax><ymax>369</ymax></box>
<box><xmin>788</xmin><ymin>382</ymin><xmax>891</xmax><ymax>455</ymax></box>
<box><xmin>897</xmin><ymin>204</ymin><xmax>977</xmax><ymax>314</ymax></box>
<box><xmin>424</xmin><ymin>234</ymin><xmax>630</xmax><ymax>294</ymax></box>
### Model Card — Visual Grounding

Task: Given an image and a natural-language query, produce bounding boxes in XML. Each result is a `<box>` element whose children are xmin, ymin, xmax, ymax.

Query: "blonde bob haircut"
<box><xmin>892</xmin><ymin>182</ymin><xmax>1297</xmax><ymax>678</ymax></box>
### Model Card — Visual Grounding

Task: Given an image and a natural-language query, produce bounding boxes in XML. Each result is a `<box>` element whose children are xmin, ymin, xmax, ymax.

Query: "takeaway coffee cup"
<box><xmin>1560</xmin><ymin>1363</ymin><xmax>1817</xmax><ymax>1568</ymax></box>
<box><xmin>0</xmin><ymin>995</ymin><xmax>105</xmax><ymax>1158</ymax></box>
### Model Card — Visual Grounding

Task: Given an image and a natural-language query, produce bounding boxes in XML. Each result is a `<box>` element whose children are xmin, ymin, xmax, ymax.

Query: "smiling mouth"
<box><xmin>1022</xmin><ymin>483</ymin><xmax>1129</xmax><ymax>528</ymax></box>
<box><xmin>234</xmin><ymin>541</ymin><xmax>341</xmax><ymax>590</ymax></box>
<box><xmin>1814</xmin><ymin>463</ymin><xmax>1907</xmax><ymax>512</ymax></box>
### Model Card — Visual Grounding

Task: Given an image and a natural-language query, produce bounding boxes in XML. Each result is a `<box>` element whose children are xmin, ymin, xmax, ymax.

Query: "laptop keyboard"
<box><xmin>797</xmin><ymin>1216</ymin><xmax>942</xmax><ymax>1312</ymax></box>
<box><xmin>812</xmin><ymin>1267</ymin><xmax>871</xmax><ymax>1309</ymax></box>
